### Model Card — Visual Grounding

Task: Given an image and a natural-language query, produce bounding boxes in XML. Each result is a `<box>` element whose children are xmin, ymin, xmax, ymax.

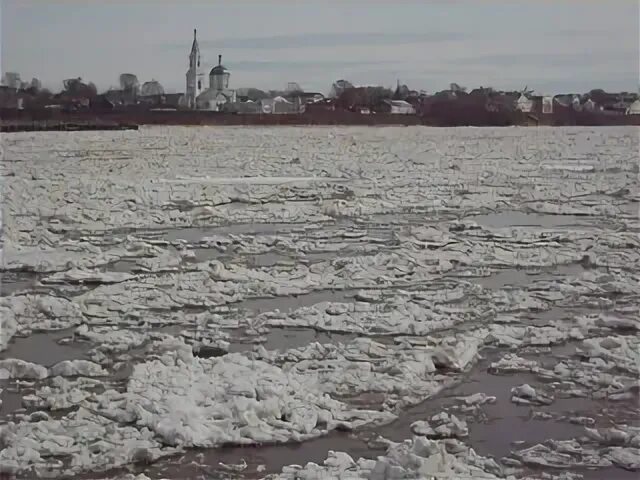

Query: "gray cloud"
<box><xmin>227</xmin><ymin>59</ymin><xmax>393</xmax><ymax>72</ymax></box>
<box><xmin>163</xmin><ymin>31</ymin><xmax>463</xmax><ymax>50</ymax></box>
<box><xmin>542</xmin><ymin>28</ymin><xmax>615</xmax><ymax>38</ymax></box>
<box><xmin>446</xmin><ymin>51</ymin><xmax>637</xmax><ymax>68</ymax></box>
<box><xmin>3</xmin><ymin>0</ymin><xmax>637</xmax><ymax>94</ymax></box>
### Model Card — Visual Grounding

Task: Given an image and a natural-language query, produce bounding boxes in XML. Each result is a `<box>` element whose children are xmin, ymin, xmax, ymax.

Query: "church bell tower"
<box><xmin>185</xmin><ymin>28</ymin><xmax>204</xmax><ymax>109</ymax></box>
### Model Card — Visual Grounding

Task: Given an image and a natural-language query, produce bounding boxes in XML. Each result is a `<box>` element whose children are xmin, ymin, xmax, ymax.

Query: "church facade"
<box><xmin>184</xmin><ymin>29</ymin><xmax>236</xmax><ymax>111</ymax></box>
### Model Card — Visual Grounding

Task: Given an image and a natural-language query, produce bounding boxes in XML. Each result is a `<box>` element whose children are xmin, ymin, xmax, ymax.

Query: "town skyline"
<box><xmin>2</xmin><ymin>0</ymin><xmax>639</xmax><ymax>95</ymax></box>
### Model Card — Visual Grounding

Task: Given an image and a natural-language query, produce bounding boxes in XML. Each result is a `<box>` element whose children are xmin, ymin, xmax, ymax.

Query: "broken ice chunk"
<box><xmin>458</xmin><ymin>392</ymin><xmax>497</xmax><ymax>406</ymax></box>
<box><xmin>510</xmin><ymin>384</ymin><xmax>553</xmax><ymax>405</ymax></box>
<box><xmin>49</xmin><ymin>360</ymin><xmax>107</xmax><ymax>377</ymax></box>
<box><xmin>410</xmin><ymin>412</ymin><xmax>468</xmax><ymax>439</ymax></box>
<box><xmin>410</xmin><ymin>420</ymin><xmax>435</xmax><ymax>437</ymax></box>
<box><xmin>0</xmin><ymin>359</ymin><xmax>48</xmax><ymax>380</ymax></box>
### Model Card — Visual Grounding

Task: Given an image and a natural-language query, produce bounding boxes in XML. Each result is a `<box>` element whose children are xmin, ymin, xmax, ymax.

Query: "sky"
<box><xmin>1</xmin><ymin>0</ymin><xmax>639</xmax><ymax>95</ymax></box>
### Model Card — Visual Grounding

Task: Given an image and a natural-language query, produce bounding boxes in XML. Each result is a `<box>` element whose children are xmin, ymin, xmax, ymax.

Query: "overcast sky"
<box><xmin>2</xmin><ymin>0</ymin><xmax>638</xmax><ymax>94</ymax></box>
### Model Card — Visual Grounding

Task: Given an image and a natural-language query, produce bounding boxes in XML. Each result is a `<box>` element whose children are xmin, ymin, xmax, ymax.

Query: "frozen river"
<box><xmin>1</xmin><ymin>126</ymin><xmax>639</xmax><ymax>479</ymax></box>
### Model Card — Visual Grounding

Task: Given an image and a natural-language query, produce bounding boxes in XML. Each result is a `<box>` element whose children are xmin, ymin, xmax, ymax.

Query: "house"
<box><xmin>383</xmin><ymin>99</ymin><xmax>416</xmax><ymax>115</ymax></box>
<box><xmin>554</xmin><ymin>94</ymin><xmax>580</xmax><ymax>108</ymax></box>
<box><xmin>627</xmin><ymin>99</ymin><xmax>640</xmax><ymax>115</ymax></box>
<box><xmin>515</xmin><ymin>94</ymin><xmax>534</xmax><ymax>113</ymax></box>
<box><xmin>304</xmin><ymin>98</ymin><xmax>336</xmax><ymax>112</ymax></box>
<box><xmin>260</xmin><ymin>96</ymin><xmax>300</xmax><ymax>114</ymax></box>
<box><xmin>284</xmin><ymin>91</ymin><xmax>325</xmax><ymax>104</ymax></box>
<box><xmin>225</xmin><ymin>100</ymin><xmax>261</xmax><ymax>114</ymax></box>
<box><xmin>103</xmin><ymin>89</ymin><xmax>137</xmax><ymax>107</ymax></box>
<box><xmin>583</xmin><ymin>98</ymin><xmax>598</xmax><ymax>112</ymax></box>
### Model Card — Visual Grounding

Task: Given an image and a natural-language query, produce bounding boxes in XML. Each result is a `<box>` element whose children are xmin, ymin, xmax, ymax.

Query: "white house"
<box><xmin>571</xmin><ymin>96</ymin><xmax>582</xmax><ymax>111</ymax></box>
<box><xmin>583</xmin><ymin>98</ymin><xmax>597</xmax><ymax>112</ymax></box>
<box><xmin>515</xmin><ymin>94</ymin><xmax>533</xmax><ymax>113</ymax></box>
<box><xmin>385</xmin><ymin>99</ymin><xmax>415</xmax><ymax>114</ymax></box>
<box><xmin>627</xmin><ymin>99</ymin><xmax>640</xmax><ymax>115</ymax></box>
<box><xmin>260</xmin><ymin>96</ymin><xmax>300</xmax><ymax>114</ymax></box>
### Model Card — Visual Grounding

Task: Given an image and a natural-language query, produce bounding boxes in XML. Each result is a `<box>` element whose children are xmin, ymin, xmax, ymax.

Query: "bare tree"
<box><xmin>367</xmin><ymin>86</ymin><xmax>393</xmax><ymax>105</ymax></box>
<box><xmin>30</xmin><ymin>78</ymin><xmax>42</xmax><ymax>91</ymax></box>
<box><xmin>87</xmin><ymin>82</ymin><xmax>98</xmax><ymax>97</ymax></box>
<box><xmin>245</xmin><ymin>88</ymin><xmax>268</xmax><ymax>101</ymax></box>
<box><xmin>336</xmin><ymin>86</ymin><xmax>393</xmax><ymax>109</ymax></box>
<box><xmin>62</xmin><ymin>77</ymin><xmax>98</xmax><ymax>98</ymax></box>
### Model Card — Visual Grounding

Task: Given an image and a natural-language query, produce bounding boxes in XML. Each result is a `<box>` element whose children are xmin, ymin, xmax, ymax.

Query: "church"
<box><xmin>184</xmin><ymin>29</ymin><xmax>236</xmax><ymax>111</ymax></box>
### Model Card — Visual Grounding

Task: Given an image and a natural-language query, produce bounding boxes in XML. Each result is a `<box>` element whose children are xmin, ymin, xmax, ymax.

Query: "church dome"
<box><xmin>210</xmin><ymin>64</ymin><xmax>229</xmax><ymax>76</ymax></box>
<box><xmin>210</xmin><ymin>54</ymin><xmax>229</xmax><ymax>76</ymax></box>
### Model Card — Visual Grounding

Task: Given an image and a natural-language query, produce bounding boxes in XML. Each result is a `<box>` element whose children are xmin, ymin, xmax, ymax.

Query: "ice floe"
<box><xmin>2</xmin><ymin>126</ymin><xmax>638</xmax><ymax>478</ymax></box>
<box><xmin>49</xmin><ymin>360</ymin><xmax>107</xmax><ymax>378</ymax></box>
<box><xmin>510</xmin><ymin>384</ymin><xmax>554</xmax><ymax>406</ymax></box>
<box><xmin>0</xmin><ymin>359</ymin><xmax>48</xmax><ymax>380</ymax></box>
<box><xmin>410</xmin><ymin>412</ymin><xmax>469</xmax><ymax>439</ymax></box>
<box><xmin>265</xmin><ymin>436</ymin><xmax>508</xmax><ymax>479</ymax></box>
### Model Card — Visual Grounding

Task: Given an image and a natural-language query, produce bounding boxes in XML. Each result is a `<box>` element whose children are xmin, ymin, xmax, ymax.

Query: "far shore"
<box><xmin>1</xmin><ymin>108</ymin><xmax>639</xmax><ymax>132</ymax></box>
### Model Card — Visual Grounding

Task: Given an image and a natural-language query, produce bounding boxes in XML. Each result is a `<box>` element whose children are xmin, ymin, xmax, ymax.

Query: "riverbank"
<box><xmin>0</xmin><ymin>121</ymin><xmax>139</xmax><ymax>132</ymax></box>
<box><xmin>2</xmin><ymin>108</ymin><xmax>639</xmax><ymax>131</ymax></box>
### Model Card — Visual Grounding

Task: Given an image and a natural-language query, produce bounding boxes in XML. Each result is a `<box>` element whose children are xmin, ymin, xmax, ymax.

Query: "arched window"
<box><xmin>198</xmin><ymin>80</ymin><xmax>202</xmax><ymax>90</ymax></box>
<box><xmin>197</xmin><ymin>59</ymin><xmax>200</xmax><ymax>67</ymax></box>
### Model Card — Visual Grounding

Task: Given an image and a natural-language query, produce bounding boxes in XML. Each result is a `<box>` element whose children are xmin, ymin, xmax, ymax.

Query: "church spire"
<box><xmin>190</xmin><ymin>28</ymin><xmax>199</xmax><ymax>56</ymax></box>
<box><xmin>186</xmin><ymin>27</ymin><xmax>203</xmax><ymax>109</ymax></box>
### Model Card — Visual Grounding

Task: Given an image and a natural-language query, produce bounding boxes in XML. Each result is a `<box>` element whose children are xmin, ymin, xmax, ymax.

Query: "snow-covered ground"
<box><xmin>1</xmin><ymin>126</ymin><xmax>638</xmax><ymax>479</ymax></box>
